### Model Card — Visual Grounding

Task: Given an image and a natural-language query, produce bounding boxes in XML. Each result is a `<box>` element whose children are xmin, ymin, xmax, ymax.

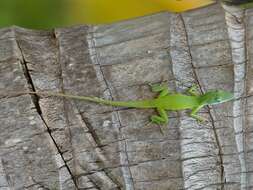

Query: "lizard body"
<box><xmin>23</xmin><ymin>84</ymin><xmax>233</xmax><ymax>125</ymax></box>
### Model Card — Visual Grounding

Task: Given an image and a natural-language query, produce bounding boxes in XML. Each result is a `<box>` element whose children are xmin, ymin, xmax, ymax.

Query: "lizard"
<box><xmin>18</xmin><ymin>84</ymin><xmax>234</xmax><ymax>125</ymax></box>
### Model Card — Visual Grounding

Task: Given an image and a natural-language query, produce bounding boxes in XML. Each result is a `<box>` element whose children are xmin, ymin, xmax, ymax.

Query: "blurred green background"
<box><xmin>0</xmin><ymin>0</ymin><xmax>252</xmax><ymax>30</ymax></box>
<box><xmin>0</xmin><ymin>0</ymin><xmax>68</xmax><ymax>29</ymax></box>
<box><xmin>0</xmin><ymin>0</ymin><xmax>216</xmax><ymax>30</ymax></box>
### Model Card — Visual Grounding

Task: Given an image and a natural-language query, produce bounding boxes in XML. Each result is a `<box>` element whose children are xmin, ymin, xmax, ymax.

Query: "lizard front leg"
<box><xmin>187</xmin><ymin>84</ymin><xmax>200</xmax><ymax>96</ymax></box>
<box><xmin>190</xmin><ymin>105</ymin><xmax>206</xmax><ymax>122</ymax></box>
<box><xmin>150</xmin><ymin>108</ymin><xmax>169</xmax><ymax>125</ymax></box>
<box><xmin>149</xmin><ymin>83</ymin><xmax>170</xmax><ymax>98</ymax></box>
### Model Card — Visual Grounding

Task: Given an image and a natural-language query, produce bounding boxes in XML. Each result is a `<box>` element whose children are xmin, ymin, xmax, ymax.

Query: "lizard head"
<box><xmin>200</xmin><ymin>90</ymin><xmax>234</xmax><ymax>105</ymax></box>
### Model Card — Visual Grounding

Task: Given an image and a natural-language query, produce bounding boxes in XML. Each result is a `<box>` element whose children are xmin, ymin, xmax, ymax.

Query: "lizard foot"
<box><xmin>150</xmin><ymin>115</ymin><xmax>167</xmax><ymax>125</ymax></box>
<box><xmin>193</xmin><ymin>116</ymin><xmax>208</xmax><ymax>124</ymax></box>
<box><xmin>149</xmin><ymin>83</ymin><xmax>168</xmax><ymax>93</ymax></box>
<box><xmin>198</xmin><ymin>117</ymin><xmax>209</xmax><ymax>125</ymax></box>
<box><xmin>187</xmin><ymin>84</ymin><xmax>200</xmax><ymax>96</ymax></box>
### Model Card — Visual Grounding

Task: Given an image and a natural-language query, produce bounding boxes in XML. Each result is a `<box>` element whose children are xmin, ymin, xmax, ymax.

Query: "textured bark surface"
<box><xmin>0</xmin><ymin>2</ymin><xmax>253</xmax><ymax>190</ymax></box>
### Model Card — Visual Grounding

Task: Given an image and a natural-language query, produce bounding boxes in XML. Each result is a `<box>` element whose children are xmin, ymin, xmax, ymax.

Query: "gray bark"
<box><xmin>0</xmin><ymin>2</ymin><xmax>253</xmax><ymax>190</ymax></box>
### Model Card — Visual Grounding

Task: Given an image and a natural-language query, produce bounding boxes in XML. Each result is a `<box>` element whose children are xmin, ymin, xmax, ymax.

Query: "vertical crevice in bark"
<box><xmin>170</xmin><ymin>11</ymin><xmax>224</xmax><ymax>189</ymax></box>
<box><xmin>180</xmin><ymin>14</ymin><xmax>225</xmax><ymax>190</ymax></box>
<box><xmin>15</xmin><ymin>31</ymin><xmax>79</xmax><ymax>190</ymax></box>
<box><xmin>51</xmin><ymin>29</ymin><xmax>81</xmax><ymax>190</ymax></box>
<box><xmin>223</xmin><ymin>5</ymin><xmax>248</xmax><ymax>189</ymax></box>
<box><xmin>15</xmin><ymin>41</ymin><xmax>42</xmax><ymax>115</ymax></box>
<box><xmin>180</xmin><ymin>9</ymin><xmax>229</xmax><ymax>186</ymax></box>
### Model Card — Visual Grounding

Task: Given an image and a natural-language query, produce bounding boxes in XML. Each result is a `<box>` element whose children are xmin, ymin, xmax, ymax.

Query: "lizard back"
<box><xmin>151</xmin><ymin>94</ymin><xmax>200</xmax><ymax>110</ymax></box>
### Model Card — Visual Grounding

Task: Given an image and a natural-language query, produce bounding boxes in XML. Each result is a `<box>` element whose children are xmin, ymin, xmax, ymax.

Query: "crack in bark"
<box><xmin>180</xmin><ymin>14</ymin><xmax>225</xmax><ymax>190</ymax></box>
<box><xmin>51</xmin><ymin>29</ymin><xmax>84</xmax><ymax>189</ymax></box>
<box><xmin>15</xmin><ymin>48</ymin><xmax>42</xmax><ymax>115</ymax></box>
<box><xmin>15</xmin><ymin>31</ymin><xmax>79</xmax><ymax>190</ymax></box>
<box><xmin>76</xmin><ymin>111</ymin><xmax>122</xmax><ymax>189</ymax></box>
<box><xmin>78</xmin><ymin>113</ymin><xmax>104</xmax><ymax>148</ymax></box>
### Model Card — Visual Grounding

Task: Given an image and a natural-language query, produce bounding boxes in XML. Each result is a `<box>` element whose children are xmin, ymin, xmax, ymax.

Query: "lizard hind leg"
<box><xmin>190</xmin><ymin>105</ymin><xmax>207</xmax><ymax>122</ymax></box>
<box><xmin>150</xmin><ymin>108</ymin><xmax>169</xmax><ymax>125</ymax></box>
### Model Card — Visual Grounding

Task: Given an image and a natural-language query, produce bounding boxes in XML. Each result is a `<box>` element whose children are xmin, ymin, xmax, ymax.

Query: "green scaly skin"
<box><xmin>25</xmin><ymin>84</ymin><xmax>234</xmax><ymax>125</ymax></box>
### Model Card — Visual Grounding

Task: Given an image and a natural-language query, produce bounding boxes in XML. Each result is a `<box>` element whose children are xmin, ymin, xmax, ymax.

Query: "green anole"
<box><xmin>17</xmin><ymin>84</ymin><xmax>234</xmax><ymax>125</ymax></box>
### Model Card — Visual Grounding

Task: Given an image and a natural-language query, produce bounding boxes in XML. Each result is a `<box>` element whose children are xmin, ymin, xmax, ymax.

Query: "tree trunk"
<box><xmin>0</xmin><ymin>2</ymin><xmax>253</xmax><ymax>190</ymax></box>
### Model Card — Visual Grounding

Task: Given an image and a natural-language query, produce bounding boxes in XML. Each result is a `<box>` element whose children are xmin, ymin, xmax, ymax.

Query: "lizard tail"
<box><xmin>25</xmin><ymin>91</ymin><xmax>154</xmax><ymax>108</ymax></box>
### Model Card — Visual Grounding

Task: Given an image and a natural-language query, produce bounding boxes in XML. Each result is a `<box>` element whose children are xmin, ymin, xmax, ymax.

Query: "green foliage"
<box><xmin>1</xmin><ymin>0</ymin><xmax>252</xmax><ymax>30</ymax></box>
<box><xmin>0</xmin><ymin>0</ymin><xmax>215</xmax><ymax>29</ymax></box>
<box><xmin>223</xmin><ymin>0</ymin><xmax>253</xmax><ymax>8</ymax></box>
<box><xmin>0</xmin><ymin>0</ymin><xmax>67</xmax><ymax>29</ymax></box>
